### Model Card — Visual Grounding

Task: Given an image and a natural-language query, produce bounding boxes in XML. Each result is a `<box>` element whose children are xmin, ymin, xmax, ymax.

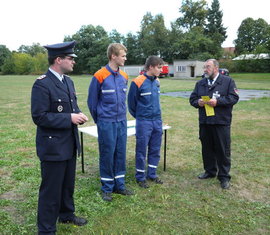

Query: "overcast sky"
<box><xmin>1</xmin><ymin>0</ymin><xmax>269</xmax><ymax>51</ymax></box>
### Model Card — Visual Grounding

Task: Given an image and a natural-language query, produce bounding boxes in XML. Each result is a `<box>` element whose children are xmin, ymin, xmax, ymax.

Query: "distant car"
<box><xmin>139</xmin><ymin>64</ymin><xmax>169</xmax><ymax>78</ymax></box>
<box><xmin>219</xmin><ymin>68</ymin><xmax>229</xmax><ymax>76</ymax></box>
<box><xmin>139</xmin><ymin>69</ymin><xmax>146</xmax><ymax>75</ymax></box>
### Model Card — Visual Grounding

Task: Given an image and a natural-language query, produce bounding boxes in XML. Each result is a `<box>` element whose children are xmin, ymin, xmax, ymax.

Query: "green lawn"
<box><xmin>0</xmin><ymin>73</ymin><xmax>269</xmax><ymax>235</ymax></box>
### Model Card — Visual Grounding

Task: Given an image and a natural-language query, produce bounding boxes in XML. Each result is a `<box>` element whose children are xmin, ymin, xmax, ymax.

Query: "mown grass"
<box><xmin>0</xmin><ymin>73</ymin><xmax>269</xmax><ymax>235</ymax></box>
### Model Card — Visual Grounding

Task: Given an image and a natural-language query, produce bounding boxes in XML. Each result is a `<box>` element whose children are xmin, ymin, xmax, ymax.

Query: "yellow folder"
<box><xmin>201</xmin><ymin>96</ymin><xmax>215</xmax><ymax>116</ymax></box>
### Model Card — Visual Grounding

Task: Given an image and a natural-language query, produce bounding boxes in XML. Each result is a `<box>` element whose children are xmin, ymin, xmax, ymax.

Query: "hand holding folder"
<box><xmin>201</xmin><ymin>96</ymin><xmax>215</xmax><ymax>116</ymax></box>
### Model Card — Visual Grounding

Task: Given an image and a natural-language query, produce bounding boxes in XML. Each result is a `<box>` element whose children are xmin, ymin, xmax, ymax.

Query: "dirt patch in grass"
<box><xmin>2</xmin><ymin>205</ymin><xmax>25</xmax><ymax>225</ymax></box>
<box><xmin>6</xmin><ymin>147</ymin><xmax>33</xmax><ymax>155</ymax></box>
<box><xmin>0</xmin><ymin>190</ymin><xmax>24</xmax><ymax>201</ymax></box>
<box><xmin>233</xmin><ymin>177</ymin><xmax>270</xmax><ymax>203</ymax></box>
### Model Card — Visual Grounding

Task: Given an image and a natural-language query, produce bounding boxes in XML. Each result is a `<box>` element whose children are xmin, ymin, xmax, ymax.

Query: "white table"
<box><xmin>78</xmin><ymin>120</ymin><xmax>171</xmax><ymax>173</ymax></box>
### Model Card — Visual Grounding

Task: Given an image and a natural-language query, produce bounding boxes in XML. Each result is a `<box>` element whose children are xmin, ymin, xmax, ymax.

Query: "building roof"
<box><xmin>232</xmin><ymin>53</ymin><xmax>270</xmax><ymax>60</ymax></box>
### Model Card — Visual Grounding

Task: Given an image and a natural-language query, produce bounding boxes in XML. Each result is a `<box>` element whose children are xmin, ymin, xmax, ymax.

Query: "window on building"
<box><xmin>176</xmin><ymin>66</ymin><xmax>186</xmax><ymax>72</ymax></box>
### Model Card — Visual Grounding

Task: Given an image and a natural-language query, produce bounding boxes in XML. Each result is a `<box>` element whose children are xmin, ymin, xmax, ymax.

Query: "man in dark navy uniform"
<box><xmin>190</xmin><ymin>59</ymin><xmax>239</xmax><ymax>190</ymax></box>
<box><xmin>31</xmin><ymin>41</ymin><xmax>88</xmax><ymax>235</ymax></box>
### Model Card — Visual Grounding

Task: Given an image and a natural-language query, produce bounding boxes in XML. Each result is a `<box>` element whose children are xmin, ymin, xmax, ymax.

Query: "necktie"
<box><xmin>62</xmin><ymin>77</ymin><xmax>68</xmax><ymax>90</ymax></box>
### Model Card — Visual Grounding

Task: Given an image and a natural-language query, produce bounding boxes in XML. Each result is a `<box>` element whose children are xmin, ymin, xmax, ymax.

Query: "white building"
<box><xmin>121</xmin><ymin>60</ymin><xmax>205</xmax><ymax>78</ymax></box>
<box><xmin>173</xmin><ymin>60</ymin><xmax>204</xmax><ymax>78</ymax></box>
<box><xmin>120</xmin><ymin>65</ymin><xmax>144</xmax><ymax>76</ymax></box>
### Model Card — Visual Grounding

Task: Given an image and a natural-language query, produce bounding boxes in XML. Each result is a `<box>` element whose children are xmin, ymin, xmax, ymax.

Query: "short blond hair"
<box><xmin>107</xmin><ymin>43</ymin><xmax>127</xmax><ymax>60</ymax></box>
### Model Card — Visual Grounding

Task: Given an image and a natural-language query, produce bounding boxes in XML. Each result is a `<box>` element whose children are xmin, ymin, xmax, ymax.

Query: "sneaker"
<box><xmin>101</xmin><ymin>192</ymin><xmax>112</xmax><ymax>202</ymax></box>
<box><xmin>136</xmin><ymin>180</ymin><xmax>149</xmax><ymax>188</ymax></box>
<box><xmin>114</xmin><ymin>189</ymin><xmax>134</xmax><ymax>196</ymax></box>
<box><xmin>58</xmin><ymin>216</ymin><xmax>88</xmax><ymax>226</ymax></box>
<box><xmin>147</xmin><ymin>177</ymin><xmax>163</xmax><ymax>184</ymax></box>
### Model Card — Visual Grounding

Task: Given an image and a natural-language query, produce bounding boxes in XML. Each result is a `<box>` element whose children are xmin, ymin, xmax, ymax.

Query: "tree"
<box><xmin>174</xmin><ymin>27</ymin><xmax>214</xmax><ymax>60</ymax></box>
<box><xmin>176</xmin><ymin>0</ymin><xmax>208</xmax><ymax>30</ymax></box>
<box><xmin>109</xmin><ymin>29</ymin><xmax>125</xmax><ymax>44</ymax></box>
<box><xmin>123</xmin><ymin>33</ymin><xmax>143</xmax><ymax>65</ymax></box>
<box><xmin>0</xmin><ymin>45</ymin><xmax>11</xmax><ymax>72</ymax></box>
<box><xmin>234</xmin><ymin>17</ymin><xmax>270</xmax><ymax>55</ymax></box>
<box><xmin>138</xmin><ymin>12</ymin><xmax>169</xmax><ymax>61</ymax></box>
<box><xmin>2</xmin><ymin>52</ymin><xmax>34</xmax><ymax>74</ymax></box>
<box><xmin>166</xmin><ymin>22</ymin><xmax>184</xmax><ymax>62</ymax></box>
<box><xmin>32</xmin><ymin>53</ymin><xmax>48</xmax><ymax>74</ymax></box>
<box><xmin>65</xmin><ymin>25</ymin><xmax>110</xmax><ymax>74</ymax></box>
<box><xmin>205</xmin><ymin>0</ymin><xmax>227</xmax><ymax>58</ymax></box>
<box><xmin>18</xmin><ymin>43</ymin><xmax>46</xmax><ymax>56</ymax></box>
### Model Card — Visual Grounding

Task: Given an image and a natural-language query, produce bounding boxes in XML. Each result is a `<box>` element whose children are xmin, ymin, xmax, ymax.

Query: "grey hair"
<box><xmin>206</xmin><ymin>59</ymin><xmax>219</xmax><ymax>68</ymax></box>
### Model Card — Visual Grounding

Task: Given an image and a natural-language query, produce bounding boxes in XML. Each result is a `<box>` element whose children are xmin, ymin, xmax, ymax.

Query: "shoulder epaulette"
<box><xmin>94</xmin><ymin>67</ymin><xmax>111</xmax><ymax>84</ymax></box>
<box><xmin>133</xmin><ymin>75</ymin><xmax>147</xmax><ymax>88</ymax></box>
<box><xmin>119</xmin><ymin>70</ymin><xmax>128</xmax><ymax>80</ymax></box>
<box><xmin>36</xmin><ymin>75</ymin><xmax>46</xmax><ymax>80</ymax></box>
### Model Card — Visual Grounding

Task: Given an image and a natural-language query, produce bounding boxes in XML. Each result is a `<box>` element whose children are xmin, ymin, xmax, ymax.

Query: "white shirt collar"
<box><xmin>208</xmin><ymin>73</ymin><xmax>219</xmax><ymax>85</ymax></box>
<box><xmin>49</xmin><ymin>68</ymin><xmax>64</xmax><ymax>82</ymax></box>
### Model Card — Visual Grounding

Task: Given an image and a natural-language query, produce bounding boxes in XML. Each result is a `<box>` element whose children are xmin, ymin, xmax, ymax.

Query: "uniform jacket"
<box><xmin>128</xmin><ymin>74</ymin><xmax>161</xmax><ymax>120</ymax></box>
<box><xmin>189</xmin><ymin>74</ymin><xmax>239</xmax><ymax>125</ymax></box>
<box><xmin>87</xmin><ymin>64</ymin><xmax>128</xmax><ymax>123</ymax></box>
<box><xmin>31</xmin><ymin>70</ymin><xmax>81</xmax><ymax>161</ymax></box>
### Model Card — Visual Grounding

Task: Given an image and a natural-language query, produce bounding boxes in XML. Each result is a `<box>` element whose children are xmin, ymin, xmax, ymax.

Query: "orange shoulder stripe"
<box><xmin>132</xmin><ymin>75</ymin><xmax>147</xmax><ymax>88</ymax></box>
<box><xmin>119</xmin><ymin>70</ymin><xmax>128</xmax><ymax>80</ymax></box>
<box><xmin>94</xmin><ymin>67</ymin><xmax>111</xmax><ymax>84</ymax></box>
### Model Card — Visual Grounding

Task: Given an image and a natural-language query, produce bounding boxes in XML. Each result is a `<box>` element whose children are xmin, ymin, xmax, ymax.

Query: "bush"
<box><xmin>1</xmin><ymin>52</ymin><xmax>48</xmax><ymax>75</ymax></box>
<box><xmin>220</xmin><ymin>59</ymin><xmax>270</xmax><ymax>73</ymax></box>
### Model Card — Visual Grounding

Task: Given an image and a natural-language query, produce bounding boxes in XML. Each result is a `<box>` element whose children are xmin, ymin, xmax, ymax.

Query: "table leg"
<box><xmin>80</xmin><ymin>132</ymin><xmax>85</xmax><ymax>173</ymax></box>
<box><xmin>164</xmin><ymin>129</ymin><xmax>167</xmax><ymax>171</ymax></box>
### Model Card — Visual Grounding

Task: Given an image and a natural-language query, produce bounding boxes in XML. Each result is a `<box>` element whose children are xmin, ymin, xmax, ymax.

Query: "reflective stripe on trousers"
<box><xmin>97</xmin><ymin>120</ymin><xmax>127</xmax><ymax>193</ymax></box>
<box><xmin>135</xmin><ymin>119</ymin><xmax>162</xmax><ymax>181</ymax></box>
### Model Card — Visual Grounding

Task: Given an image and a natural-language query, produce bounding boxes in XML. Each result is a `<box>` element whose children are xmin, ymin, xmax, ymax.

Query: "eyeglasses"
<box><xmin>203</xmin><ymin>65</ymin><xmax>212</xmax><ymax>69</ymax></box>
<box><xmin>64</xmin><ymin>56</ymin><xmax>75</xmax><ymax>61</ymax></box>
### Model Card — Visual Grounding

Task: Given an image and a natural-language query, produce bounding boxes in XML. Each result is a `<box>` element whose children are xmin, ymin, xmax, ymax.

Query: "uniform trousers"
<box><xmin>135</xmin><ymin>119</ymin><xmax>163</xmax><ymax>181</ymax></box>
<box><xmin>199</xmin><ymin>124</ymin><xmax>231</xmax><ymax>182</ymax></box>
<box><xmin>97</xmin><ymin>120</ymin><xmax>127</xmax><ymax>193</ymax></box>
<box><xmin>38</xmin><ymin>157</ymin><xmax>76</xmax><ymax>234</ymax></box>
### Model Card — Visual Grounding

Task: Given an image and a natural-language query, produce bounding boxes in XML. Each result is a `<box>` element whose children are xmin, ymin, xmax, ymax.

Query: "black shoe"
<box><xmin>58</xmin><ymin>216</ymin><xmax>88</xmax><ymax>226</ymax></box>
<box><xmin>101</xmin><ymin>192</ymin><xmax>112</xmax><ymax>202</ymax></box>
<box><xmin>220</xmin><ymin>181</ymin><xmax>230</xmax><ymax>189</ymax></box>
<box><xmin>137</xmin><ymin>180</ymin><xmax>149</xmax><ymax>188</ymax></box>
<box><xmin>147</xmin><ymin>177</ymin><xmax>163</xmax><ymax>184</ymax></box>
<box><xmin>198</xmin><ymin>172</ymin><xmax>215</xmax><ymax>179</ymax></box>
<box><xmin>114</xmin><ymin>189</ymin><xmax>134</xmax><ymax>196</ymax></box>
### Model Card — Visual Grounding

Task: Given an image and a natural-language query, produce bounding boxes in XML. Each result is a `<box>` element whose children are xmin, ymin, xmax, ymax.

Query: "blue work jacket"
<box><xmin>128</xmin><ymin>74</ymin><xmax>161</xmax><ymax>120</ymax></box>
<box><xmin>87</xmin><ymin>64</ymin><xmax>128</xmax><ymax>123</ymax></box>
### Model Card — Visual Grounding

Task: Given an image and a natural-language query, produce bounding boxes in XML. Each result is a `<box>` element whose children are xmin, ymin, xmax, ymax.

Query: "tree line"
<box><xmin>0</xmin><ymin>0</ymin><xmax>270</xmax><ymax>75</ymax></box>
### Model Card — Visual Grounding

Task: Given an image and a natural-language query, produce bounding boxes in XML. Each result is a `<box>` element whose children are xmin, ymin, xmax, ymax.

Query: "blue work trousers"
<box><xmin>135</xmin><ymin>119</ymin><xmax>163</xmax><ymax>181</ymax></box>
<box><xmin>97</xmin><ymin>120</ymin><xmax>127</xmax><ymax>193</ymax></box>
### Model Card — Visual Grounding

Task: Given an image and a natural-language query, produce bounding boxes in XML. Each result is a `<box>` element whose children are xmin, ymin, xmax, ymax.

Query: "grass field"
<box><xmin>0</xmin><ymin>73</ymin><xmax>269</xmax><ymax>235</ymax></box>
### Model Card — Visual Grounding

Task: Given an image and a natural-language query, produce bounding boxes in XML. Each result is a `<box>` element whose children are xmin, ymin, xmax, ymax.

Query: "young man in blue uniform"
<box><xmin>31</xmin><ymin>41</ymin><xmax>88</xmax><ymax>235</ymax></box>
<box><xmin>128</xmin><ymin>56</ymin><xmax>164</xmax><ymax>188</ymax></box>
<box><xmin>87</xmin><ymin>43</ymin><xmax>133</xmax><ymax>201</ymax></box>
<box><xmin>189</xmin><ymin>59</ymin><xmax>239</xmax><ymax>189</ymax></box>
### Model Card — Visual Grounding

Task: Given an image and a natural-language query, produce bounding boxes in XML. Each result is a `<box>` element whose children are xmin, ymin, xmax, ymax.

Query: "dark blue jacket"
<box><xmin>31</xmin><ymin>70</ymin><xmax>81</xmax><ymax>161</ymax></box>
<box><xmin>128</xmin><ymin>74</ymin><xmax>161</xmax><ymax>120</ymax></box>
<box><xmin>87</xmin><ymin>64</ymin><xmax>128</xmax><ymax>123</ymax></box>
<box><xmin>189</xmin><ymin>74</ymin><xmax>239</xmax><ymax>125</ymax></box>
